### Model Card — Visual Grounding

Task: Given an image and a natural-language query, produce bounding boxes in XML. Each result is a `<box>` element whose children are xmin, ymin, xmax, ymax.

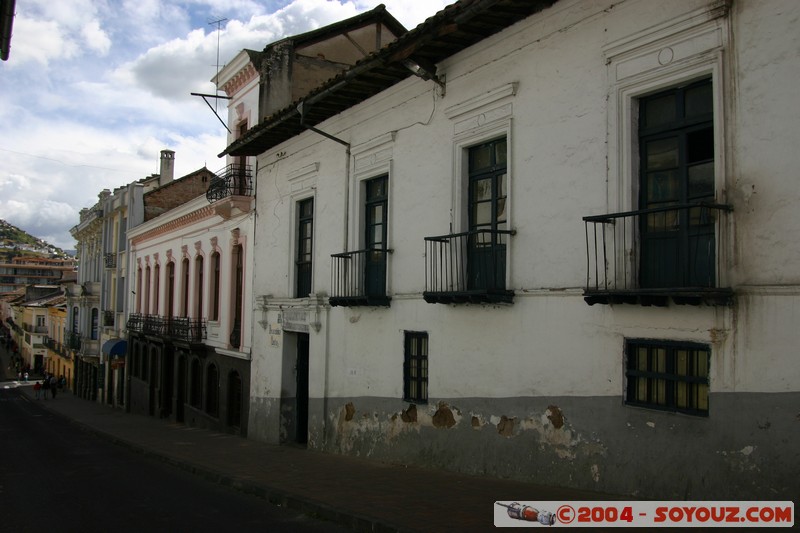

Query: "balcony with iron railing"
<box><xmin>23</xmin><ymin>323</ymin><xmax>48</xmax><ymax>334</ymax></box>
<box><xmin>127</xmin><ymin>313</ymin><xmax>207</xmax><ymax>343</ymax></box>
<box><xmin>329</xmin><ymin>248</ymin><xmax>391</xmax><ymax>307</ymax></box>
<box><xmin>423</xmin><ymin>229</ymin><xmax>515</xmax><ymax>304</ymax></box>
<box><xmin>206</xmin><ymin>164</ymin><xmax>253</xmax><ymax>201</ymax></box>
<box><xmin>45</xmin><ymin>337</ymin><xmax>69</xmax><ymax>357</ymax></box>
<box><xmin>66</xmin><ymin>331</ymin><xmax>81</xmax><ymax>351</ymax></box>
<box><xmin>103</xmin><ymin>310</ymin><xmax>115</xmax><ymax>327</ymax></box>
<box><xmin>583</xmin><ymin>203</ymin><xmax>733</xmax><ymax>306</ymax></box>
<box><xmin>104</xmin><ymin>253</ymin><xmax>117</xmax><ymax>269</ymax></box>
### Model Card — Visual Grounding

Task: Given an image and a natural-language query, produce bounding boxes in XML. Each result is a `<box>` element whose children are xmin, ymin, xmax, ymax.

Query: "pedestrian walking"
<box><xmin>33</xmin><ymin>381</ymin><xmax>41</xmax><ymax>400</ymax></box>
<box><xmin>49</xmin><ymin>375</ymin><xmax>58</xmax><ymax>399</ymax></box>
<box><xmin>42</xmin><ymin>375</ymin><xmax>50</xmax><ymax>400</ymax></box>
<box><xmin>23</xmin><ymin>371</ymin><xmax>28</xmax><ymax>382</ymax></box>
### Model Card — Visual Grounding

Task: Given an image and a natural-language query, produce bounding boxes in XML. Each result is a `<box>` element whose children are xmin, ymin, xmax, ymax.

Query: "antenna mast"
<box><xmin>209</xmin><ymin>17</ymin><xmax>228</xmax><ymax>112</ymax></box>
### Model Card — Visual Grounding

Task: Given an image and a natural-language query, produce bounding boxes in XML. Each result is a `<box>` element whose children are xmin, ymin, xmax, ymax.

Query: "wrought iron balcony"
<box><xmin>230</xmin><ymin>319</ymin><xmax>241</xmax><ymax>348</ymax></box>
<box><xmin>103</xmin><ymin>310</ymin><xmax>115</xmax><ymax>327</ymax></box>
<box><xmin>126</xmin><ymin>313</ymin><xmax>206</xmax><ymax>343</ymax></box>
<box><xmin>104</xmin><ymin>253</ymin><xmax>117</xmax><ymax>268</ymax></box>
<box><xmin>583</xmin><ymin>202</ymin><xmax>733</xmax><ymax>306</ymax></box>
<box><xmin>329</xmin><ymin>248</ymin><xmax>391</xmax><ymax>307</ymax></box>
<box><xmin>166</xmin><ymin>317</ymin><xmax>207</xmax><ymax>343</ymax></box>
<box><xmin>126</xmin><ymin>313</ymin><xmax>144</xmax><ymax>332</ymax></box>
<box><xmin>66</xmin><ymin>331</ymin><xmax>81</xmax><ymax>351</ymax></box>
<box><xmin>423</xmin><ymin>229</ymin><xmax>515</xmax><ymax>304</ymax></box>
<box><xmin>206</xmin><ymin>163</ymin><xmax>253</xmax><ymax>203</ymax></box>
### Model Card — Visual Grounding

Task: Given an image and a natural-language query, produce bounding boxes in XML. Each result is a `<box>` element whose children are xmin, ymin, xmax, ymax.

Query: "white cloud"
<box><xmin>10</xmin><ymin>18</ymin><xmax>80</xmax><ymax>66</ymax></box>
<box><xmin>82</xmin><ymin>20</ymin><xmax>112</xmax><ymax>56</ymax></box>
<box><xmin>1</xmin><ymin>0</ymin><xmax>452</xmax><ymax>250</ymax></box>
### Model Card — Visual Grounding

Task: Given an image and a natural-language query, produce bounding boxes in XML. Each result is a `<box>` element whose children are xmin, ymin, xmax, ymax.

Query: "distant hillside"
<box><xmin>0</xmin><ymin>219</ymin><xmax>71</xmax><ymax>260</ymax></box>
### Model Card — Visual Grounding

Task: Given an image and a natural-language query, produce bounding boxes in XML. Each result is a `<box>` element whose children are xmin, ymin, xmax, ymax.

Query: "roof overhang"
<box><xmin>219</xmin><ymin>0</ymin><xmax>557</xmax><ymax>158</ymax></box>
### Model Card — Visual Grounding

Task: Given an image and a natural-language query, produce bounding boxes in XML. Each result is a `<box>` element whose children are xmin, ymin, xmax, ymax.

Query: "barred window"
<box><xmin>404</xmin><ymin>331</ymin><xmax>428</xmax><ymax>403</ymax></box>
<box><xmin>625</xmin><ymin>340</ymin><xmax>709</xmax><ymax>416</ymax></box>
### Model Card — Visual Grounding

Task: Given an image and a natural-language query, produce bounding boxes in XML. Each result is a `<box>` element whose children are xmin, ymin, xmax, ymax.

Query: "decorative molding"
<box><xmin>130</xmin><ymin>205</ymin><xmax>217</xmax><ymax>245</ymax></box>
<box><xmin>444</xmin><ymin>83</ymin><xmax>517</xmax><ymax>120</ymax></box>
<box><xmin>287</xmin><ymin>162</ymin><xmax>320</xmax><ymax>182</ymax></box>
<box><xmin>352</xmin><ymin>131</ymin><xmax>396</xmax><ymax>156</ymax></box>
<box><xmin>220</xmin><ymin>62</ymin><xmax>259</xmax><ymax>97</ymax></box>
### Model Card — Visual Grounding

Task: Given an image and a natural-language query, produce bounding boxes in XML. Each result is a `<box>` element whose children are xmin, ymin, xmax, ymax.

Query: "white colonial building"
<box><xmin>220</xmin><ymin>0</ymin><xmax>800</xmax><ymax>499</ymax></box>
<box><xmin>126</xmin><ymin>188</ymin><xmax>254</xmax><ymax>433</ymax></box>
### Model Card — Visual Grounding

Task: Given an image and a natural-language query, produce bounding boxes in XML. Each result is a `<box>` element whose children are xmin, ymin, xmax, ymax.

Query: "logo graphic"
<box><xmin>496</xmin><ymin>502</ymin><xmax>556</xmax><ymax>526</ymax></box>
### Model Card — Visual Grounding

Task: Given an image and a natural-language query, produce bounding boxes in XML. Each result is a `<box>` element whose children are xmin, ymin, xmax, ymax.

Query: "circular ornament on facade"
<box><xmin>477</xmin><ymin>113</ymin><xmax>486</xmax><ymax>126</ymax></box>
<box><xmin>658</xmin><ymin>47</ymin><xmax>674</xmax><ymax>65</ymax></box>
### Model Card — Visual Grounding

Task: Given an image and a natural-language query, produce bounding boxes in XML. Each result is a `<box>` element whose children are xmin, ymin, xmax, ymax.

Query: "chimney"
<box><xmin>159</xmin><ymin>149</ymin><xmax>175</xmax><ymax>186</ymax></box>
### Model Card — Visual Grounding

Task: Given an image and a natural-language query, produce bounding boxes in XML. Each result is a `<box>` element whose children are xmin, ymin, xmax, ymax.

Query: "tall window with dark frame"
<box><xmin>194</xmin><ymin>256</ymin><xmax>204</xmax><ymax>318</ymax></box>
<box><xmin>153</xmin><ymin>264</ymin><xmax>160</xmax><ymax>315</ymax></box>
<box><xmin>136</xmin><ymin>268</ymin><xmax>142</xmax><ymax>313</ymax></box>
<box><xmin>91</xmin><ymin>308</ymin><xmax>99</xmax><ymax>340</ymax></box>
<box><xmin>625</xmin><ymin>339</ymin><xmax>710</xmax><ymax>416</ymax></box>
<box><xmin>181</xmin><ymin>258</ymin><xmax>190</xmax><ymax>317</ymax></box>
<box><xmin>235</xmin><ymin>121</ymin><xmax>249</xmax><ymax>195</ymax></box>
<box><xmin>210</xmin><ymin>252</ymin><xmax>220</xmax><ymax>321</ymax></box>
<box><xmin>403</xmin><ymin>331</ymin><xmax>428</xmax><ymax>403</ymax></box>
<box><xmin>166</xmin><ymin>262</ymin><xmax>175</xmax><ymax>319</ymax></box>
<box><xmin>296</xmin><ymin>198</ymin><xmax>314</xmax><ymax>298</ymax></box>
<box><xmin>144</xmin><ymin>266</ymin><xmax>151</xmax><ymax>314</ymax></box>
<box><xmin>639</xmin><ymin>78</ymin><xmax>715</xmax><ymax>288</ymax></box>
<box><xmin>365</xmin><ymin>175</ymin><xmax>388</xmax><ymax>298</ymax></box>
<box><xmin>468</xmin><ymin>137</ymin><xmax>508</xmax><ymax>291</ymax></box>
<box><xmin>230</xmin><ymin>244</ymin><xmax>243</xmax><ymax>348</ymax></box>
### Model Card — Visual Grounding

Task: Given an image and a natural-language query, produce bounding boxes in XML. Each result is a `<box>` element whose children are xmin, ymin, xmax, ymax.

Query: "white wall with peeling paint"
<box><xmin>246</xmin><ymin>0</ymin><xmax>800</xmax><ymax>498</ymax></box>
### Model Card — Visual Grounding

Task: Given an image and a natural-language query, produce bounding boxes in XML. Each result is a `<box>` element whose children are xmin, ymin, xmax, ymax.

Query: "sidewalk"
<box><xmin>6</xmin><ymin>367</ymin><xmax>623</xmax><ymax>531</ymax></box>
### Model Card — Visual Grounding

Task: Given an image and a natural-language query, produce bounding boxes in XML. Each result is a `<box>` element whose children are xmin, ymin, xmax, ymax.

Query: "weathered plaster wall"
<box><xmin>316</xmin><ymin>393</ymin><xmax>800</xmax><ymax>500</ymax></box>
<box><xmin>245</xmin><ymin>0</ymin><xmax>800</xmax><ymax>499</ymax></box>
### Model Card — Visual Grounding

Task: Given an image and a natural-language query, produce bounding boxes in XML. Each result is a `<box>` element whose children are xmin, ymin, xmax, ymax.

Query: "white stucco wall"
<box><xmin>127</xmin><ymin>196</ymin><xmax>255</xmax><ymax>355</ymax></box>
<box><xmin>245</xmin><ymin>0</ymin><xmax>800</xmax><ymax>497</ymax></box>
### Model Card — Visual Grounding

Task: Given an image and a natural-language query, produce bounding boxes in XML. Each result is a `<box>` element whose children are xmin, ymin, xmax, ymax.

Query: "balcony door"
<box><xmin>468</xmin><ymin>137</ymin><xmax>507</xmax><ymax>291</ymax></box>
<box><xmin>364</xmin><ymin>176</ymin><xmax>387</xmax><ymax>298</ymax></box>
<box><xmin>639</xmin><ymin>79</ymin><xmax>715</xmax><ymax>288</ymax></box>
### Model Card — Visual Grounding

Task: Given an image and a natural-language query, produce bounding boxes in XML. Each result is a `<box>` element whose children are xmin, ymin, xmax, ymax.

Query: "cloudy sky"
<box><xmin>0</xmin><ymin>0</ymin><xmax>451</xmax><ymax>250</ymax></box>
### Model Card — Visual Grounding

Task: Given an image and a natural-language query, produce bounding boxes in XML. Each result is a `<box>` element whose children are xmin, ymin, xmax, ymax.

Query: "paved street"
<box><xmin>0</xmin><ymin>385</ymin><xmax>352</xmax><ymax>533</ymax></box>
<box><xmin>0</xmin><ymin>339</ymin><xmax>626</xmax><ymax>532</ymax></box>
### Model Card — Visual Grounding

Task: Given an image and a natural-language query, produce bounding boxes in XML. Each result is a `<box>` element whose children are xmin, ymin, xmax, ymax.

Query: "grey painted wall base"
<box><xmin>299</xmin><ymin>393</ymin><xmax>800</xmax><ymax>500</ymax></box>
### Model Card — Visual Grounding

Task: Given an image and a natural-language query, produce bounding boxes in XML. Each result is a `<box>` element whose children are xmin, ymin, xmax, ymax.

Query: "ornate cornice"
<box><xmin>131</xmin><ymin>205</ymin><xmax>217</xmax><ymax>246</ymax></box>
<box><xmin>221</xmin><ymin>63</ymin><xmax>259</xmax><ymax>97</ymax></box>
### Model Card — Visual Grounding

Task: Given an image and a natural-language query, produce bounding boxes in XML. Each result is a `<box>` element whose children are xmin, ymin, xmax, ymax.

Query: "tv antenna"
<box><xmin>191</xmin><ymin>16</ymin><xmax>231</xmax><ymax>133</ymax></box>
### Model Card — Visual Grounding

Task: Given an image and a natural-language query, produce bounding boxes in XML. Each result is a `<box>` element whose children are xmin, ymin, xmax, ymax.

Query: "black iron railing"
<box><xmin>126</xmin><ymin>313</ymin><xmax>206</xmax><ymax>343</ymax></box>
<box><xmin>103</xmin><ymin>310</ymin><xmax>115</xmax><ymax>327</ymax></box>
<box><xmin>206</xmin><ymin>163</ymin><xmax>253</xmax><ymax>203</ymax></box>
<box><xmin>230</xmin><ymin>319</ymin><xmax>241</xmax><ymax>348</ymax></box>
<box><xmin>66</xmin><ymin>331</ymin><xmax>81</xmax><ymax>351</ymax></box>
<box><xmin>126</xmin><ymin>313</ymin><xmax>144</xmax><ymax>332</ymax></box>
<box><xmin>423</xmin><ymin>229</ymin><xmax>515</xmax><ymax>304</ymax></box>
<box><xmin>104</xmin><ymin>253</ymin><xmax>117</xmax><ymax>268</ymax></box>
<box><xmin>166</xmin><ymin>317</ymin><xmax>207</xmax><ymax>343</ymax></box>
<box><xmin>330</xmin><ymin>248</ymin><xmax>391</xmax><ymax>306</ymax></box>
<box><xmin>583</xmin><ymin>203</ymin><xmax>733</xmax><ymax>305</ymax></box>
